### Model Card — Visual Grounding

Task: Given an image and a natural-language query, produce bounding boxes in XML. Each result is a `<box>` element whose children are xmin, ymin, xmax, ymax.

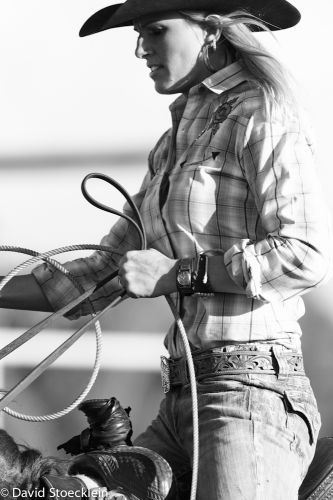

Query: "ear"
<box><xmin>204</xmin><ymin>15</ymin><xmax>223</xmax><ymax>45</ymax></box>
<box><xmin>205</xmin><ymin>33</ymin><xmax>221</xmax><ymax>48</ymax></box>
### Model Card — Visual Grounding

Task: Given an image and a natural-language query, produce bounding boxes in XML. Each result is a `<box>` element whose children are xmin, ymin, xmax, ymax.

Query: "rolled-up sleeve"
<box><xmin>32</xmin><ymin>170</ymin><xmax>152</xmax><ymax>317</ymax></box>
<box><xmin>224</xmin><ymin>109</ymin><xmax>333</xmax><ymax>302</ymax></box>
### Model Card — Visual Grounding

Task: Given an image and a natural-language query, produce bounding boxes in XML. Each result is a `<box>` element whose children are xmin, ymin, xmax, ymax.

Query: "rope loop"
<box><xmin>0</xmin><ymin>244</ymin><xmax>119</xmax><ymax>421</ymax></box>
<box><xmin>0</xmin><ymin>173</ymin><xmax>199</xmax><ymax>500</ymax></box>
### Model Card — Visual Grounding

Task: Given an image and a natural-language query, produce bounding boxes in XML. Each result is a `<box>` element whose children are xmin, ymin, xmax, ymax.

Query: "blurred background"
<box><xmin>1</xmin><ymin>0</ymin><xmax>333</xmax><ymax>457</ymax></box>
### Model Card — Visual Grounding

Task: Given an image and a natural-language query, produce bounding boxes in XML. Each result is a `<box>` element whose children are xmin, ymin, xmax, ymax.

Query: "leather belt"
<box><xmin>160</xmin><ymin>347</ymin><xmax>304</xmax><ymax>393</ymax></box>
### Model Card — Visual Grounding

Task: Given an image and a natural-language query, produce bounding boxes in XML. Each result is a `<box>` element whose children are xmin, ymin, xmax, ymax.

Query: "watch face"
<box><xmin>177</xmin><ymin>271</ymin><xmax>191</xmax><ymax>287</ymax></box>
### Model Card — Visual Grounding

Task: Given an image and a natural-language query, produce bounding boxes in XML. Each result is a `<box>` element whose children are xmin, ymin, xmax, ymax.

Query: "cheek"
<box><xmin>170</xmin><ymin>48</ymin><xmax>201</xmax><ymax>75</ymax></box>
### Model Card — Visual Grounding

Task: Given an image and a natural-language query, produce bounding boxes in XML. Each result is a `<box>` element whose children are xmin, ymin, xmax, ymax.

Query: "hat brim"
<box><xmin>79</xmin><ymin>0</ymin><xmax>301</xmax><ymax>37</ymax></box>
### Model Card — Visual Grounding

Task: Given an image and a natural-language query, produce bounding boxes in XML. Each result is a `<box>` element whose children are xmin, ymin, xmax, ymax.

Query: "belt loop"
<box><xmin>272</xmin><ymin>345</ymin><xmax>289</xmax><ymax>380</ymax></box>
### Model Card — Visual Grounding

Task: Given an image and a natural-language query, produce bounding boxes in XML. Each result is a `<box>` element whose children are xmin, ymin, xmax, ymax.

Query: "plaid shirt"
<box><xmin>34</xmin><ymin>61</ymin><xmax>332</xmax><ymax>357</ymax></box>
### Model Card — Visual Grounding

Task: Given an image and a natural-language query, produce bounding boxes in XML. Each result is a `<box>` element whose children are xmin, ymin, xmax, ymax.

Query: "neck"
<box><xmin>209</xmin><ymin>43</ymin><xmax>235</xmax><ymax>73</ymax></box>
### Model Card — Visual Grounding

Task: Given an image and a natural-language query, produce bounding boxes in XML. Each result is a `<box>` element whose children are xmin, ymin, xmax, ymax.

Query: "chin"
<box><xmin>153</xmin><ymin>74</ymin><xmax>195</xmax><ymax>95</ymax></box>
<box><xmin>154</xmin><ymin>82</ymin><xmax>185</xmax><ymax>95</ymax></box>
<box><xmin>154</xmin><ymin>83</ymin><xmax>175</xmax><ymax>95</ymax></box>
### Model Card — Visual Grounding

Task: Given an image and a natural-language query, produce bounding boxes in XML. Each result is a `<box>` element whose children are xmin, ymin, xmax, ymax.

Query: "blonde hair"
<box><xmin>179</xmin><ymin>10</ymin><xmax>298</xmax><ymax>116</ymax></box>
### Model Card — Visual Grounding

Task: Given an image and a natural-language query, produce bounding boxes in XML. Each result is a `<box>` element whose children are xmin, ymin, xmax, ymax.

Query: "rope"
<box><xmin>81</xmin><ymin>173</ymin><xmax>147</xmax><ymax>251</ymax></box>
<box><xmin>165</xmin><ymin>296</ymin><xmax>199</xmax><ymax>500</ymax></box>
<box><xmin>0</xmin><ymin>244</ymin><xmax>120</xmax><ymax>422</ymax></box>
<box><xmin>82</xmin><ymin>174</ymin><xmax>199</xmax><ymax>500</ymax></box>
<box><xmin>0</xmin><ymin>173</ymin><xmax>200</xmax><ymax>499</ymax></box>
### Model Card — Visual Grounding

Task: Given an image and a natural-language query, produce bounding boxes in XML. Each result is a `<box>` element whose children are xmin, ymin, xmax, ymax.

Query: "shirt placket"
<box><xmin>158</xmin><ymin>98</ymin><xmax>186</xmax><ymax>255</ymax></box>
<box><xmin>157</xmin><ymin>99</ymin><xmax>189</xmax><ymax>352</ymax></box>
<box><xmin>160</xmin><ymin>92</ymin><xmax>205</xmax><ymax>353</ymax></box>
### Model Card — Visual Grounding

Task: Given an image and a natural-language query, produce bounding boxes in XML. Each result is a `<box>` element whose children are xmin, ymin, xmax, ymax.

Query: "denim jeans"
<box><xmin>134</xmin><ymin>346</ymin><xmax>321</xmax><ymax>500</ymax></box>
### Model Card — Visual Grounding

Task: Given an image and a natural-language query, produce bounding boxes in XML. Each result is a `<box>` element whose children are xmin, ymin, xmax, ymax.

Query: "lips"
<box><xmin>147</xmin><ymin>64</ymin><xmax>163</xmax><ymax>77</ymax></box>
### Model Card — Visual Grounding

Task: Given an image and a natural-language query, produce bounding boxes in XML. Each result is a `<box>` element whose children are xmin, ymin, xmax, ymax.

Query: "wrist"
<box><xmin>154</xmin><ymin>257</ymin><xmax>178</xmax><ymax>296</ymax></box>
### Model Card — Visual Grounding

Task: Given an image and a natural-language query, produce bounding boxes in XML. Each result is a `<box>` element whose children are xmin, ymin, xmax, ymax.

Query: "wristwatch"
<box><xmin>176</xmin><ymin>258</ymin><xmax>194</xmax><ymax>295</ymax></box>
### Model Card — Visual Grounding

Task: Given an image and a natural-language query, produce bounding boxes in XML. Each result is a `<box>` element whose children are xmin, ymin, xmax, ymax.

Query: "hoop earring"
<box><xmin>202</xmin><ymin>41</ymin><xmax>218</xmax><ymax>73</ymax></box>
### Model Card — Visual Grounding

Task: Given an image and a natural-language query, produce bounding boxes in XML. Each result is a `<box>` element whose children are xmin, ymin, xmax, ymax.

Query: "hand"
<box><xmin>118</xmin><ymin>249</ymin><xmax>178</xmax><ymax>298</ymax></box>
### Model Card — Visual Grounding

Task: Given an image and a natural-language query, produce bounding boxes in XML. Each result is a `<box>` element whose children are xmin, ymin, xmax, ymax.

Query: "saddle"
<box><xmin>41</xmin><ymin>447</ymin><xmax>174</xmax><ymax>500</ymax></box>
<box><xmin>42</xmin><ymin>398</ymin><xmax>175</xmax><ymax>500</ymax></box>
<box><xmin>68</xmin><ymin>447</ymin><xmax>174</xmax><ymax>500</ymax></box>
<box><xmin>43</xmin><ymin>397</ymin><xmax>333</xmax><ymax>500</ymax></box>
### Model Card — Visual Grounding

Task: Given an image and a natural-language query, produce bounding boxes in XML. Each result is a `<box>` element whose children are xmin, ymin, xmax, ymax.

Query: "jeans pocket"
<box><xmin>284</xmin><ymin>389</ymin><xmax>321</xmax><ymax>445</ymax></box>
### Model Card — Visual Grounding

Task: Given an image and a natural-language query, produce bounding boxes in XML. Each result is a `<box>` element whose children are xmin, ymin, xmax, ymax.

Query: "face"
<box><xmin>134</xmin><ymin>12</ymin><xmax>210</xmax><ymax>94</ymax></box>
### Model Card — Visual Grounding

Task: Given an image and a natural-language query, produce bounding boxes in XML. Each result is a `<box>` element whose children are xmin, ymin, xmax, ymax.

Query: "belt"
<box><xmin>160</xmin><ymin>347</ymin><xmax>304</xmax><ymax>393</ymax></box>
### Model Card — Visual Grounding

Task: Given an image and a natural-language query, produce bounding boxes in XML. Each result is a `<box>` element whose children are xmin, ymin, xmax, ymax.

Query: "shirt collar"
<box><xmin>201</xmin><ymin>61</ymin><xmax>250</xmax><ymax>95</ymax></box>
<box><xmin>169</xmin><ymin>61</ymin><xmax>251</xmax><ymax>113</ymax></box>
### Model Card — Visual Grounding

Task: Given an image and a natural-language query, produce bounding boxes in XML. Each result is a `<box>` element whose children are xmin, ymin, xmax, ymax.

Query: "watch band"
<box><xmin>193</xmin><ymin>253</ymin><xmax>214</xmax><ymax>295</ymax></box>
<box><xmin>176</xmin><ymin>258</ymin><xmax>194</xmax><ymax>295</ymax></box>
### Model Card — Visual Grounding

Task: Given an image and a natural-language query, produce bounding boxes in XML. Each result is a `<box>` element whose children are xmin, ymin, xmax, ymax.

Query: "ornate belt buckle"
<box><xmin>160</xmin><ymin>356</ymin><xmax>171</xmax><ymax>394</ymax></box>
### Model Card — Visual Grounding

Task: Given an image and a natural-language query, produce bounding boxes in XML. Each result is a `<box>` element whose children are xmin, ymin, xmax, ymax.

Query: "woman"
<box><xmin>1</xmin><ymin>0</ymin><xmax>331</xmax><ymax>498</ymax></box>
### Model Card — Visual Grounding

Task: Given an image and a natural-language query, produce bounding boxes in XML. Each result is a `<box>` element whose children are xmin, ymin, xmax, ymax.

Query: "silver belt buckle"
<box><xmin>160</xmin><ymin>356</ymin><xmax>171</xmax><ymax>394</ymax></box>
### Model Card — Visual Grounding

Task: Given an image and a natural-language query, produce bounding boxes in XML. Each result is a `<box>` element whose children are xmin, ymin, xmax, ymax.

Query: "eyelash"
<box><xmin>147</xmin><ymin>27</ymin><xmax>165</xmax><ymax>36</ymax></box>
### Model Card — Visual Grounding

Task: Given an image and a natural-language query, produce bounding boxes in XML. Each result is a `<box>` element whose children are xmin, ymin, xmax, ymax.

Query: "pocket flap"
<box><xmin>284</xmin><ymin>390</ymin><xmax>321</xmax><ymax>444</ymax></box>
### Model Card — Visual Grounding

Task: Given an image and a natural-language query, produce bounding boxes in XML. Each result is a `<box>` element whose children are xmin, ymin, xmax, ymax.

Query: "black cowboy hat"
<box><xmin>79</xmin><ymin>0</ymin><xmax>301</xmax><ymax>37</ymax></box>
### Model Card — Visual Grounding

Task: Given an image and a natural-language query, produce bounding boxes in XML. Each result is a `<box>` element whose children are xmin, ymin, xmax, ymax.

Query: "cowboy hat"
<box><xmin>79</xmin><ymin>0</ymin><xmax>301</xmax><ymax>37</ymax></box>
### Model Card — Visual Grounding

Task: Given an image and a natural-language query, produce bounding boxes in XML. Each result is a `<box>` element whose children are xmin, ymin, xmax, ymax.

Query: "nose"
<box><xmin>135</xmin><ymin>35</ymin><xmax>152</xmax><ymax>59</ymax></box>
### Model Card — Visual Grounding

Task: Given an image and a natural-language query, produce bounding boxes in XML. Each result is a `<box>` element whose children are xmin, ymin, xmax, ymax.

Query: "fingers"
<box><xmin>117</xmin><ymin>249</ymin><xmax>168</xmax><ymax>298</ymax></box>
<box><xmin>117</xmin><ymin>268</ymin><xmax>137</xmax><ymax>299</ymax></box>
<box><xmin>117</xmin><ymin>251</ymin><xmax>135</xmax><ymax>292</ymax></box>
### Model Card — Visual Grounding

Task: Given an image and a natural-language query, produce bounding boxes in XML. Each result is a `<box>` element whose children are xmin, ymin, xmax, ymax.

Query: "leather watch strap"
<box><xmin>193</xmin><ymin>253</ymin><xmax>214</xmax><ymax>295</ymax></box>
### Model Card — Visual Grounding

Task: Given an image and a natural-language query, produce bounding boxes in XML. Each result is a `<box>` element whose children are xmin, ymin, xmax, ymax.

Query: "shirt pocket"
<box><xmin>283</xmin><ymin>389</ymin><xmax>321</xmax><ymax>445</ymax></box>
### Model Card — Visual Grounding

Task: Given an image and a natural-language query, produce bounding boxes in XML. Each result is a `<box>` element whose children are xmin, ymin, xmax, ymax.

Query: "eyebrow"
<box><xmin>133</xmin><ymin>19</ymin><xmax>162</xmax><ymax>32</ymax></box>
<box><xmin>133</xmin><ymin>23</ymin><xmax>148</xmax><ymax>32</ymax></box>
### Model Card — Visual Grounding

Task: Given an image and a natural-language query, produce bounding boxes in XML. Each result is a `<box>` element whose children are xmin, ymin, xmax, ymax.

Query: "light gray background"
<box><xmin>1</xmin><ymin>0</ymin><xmax>333</xmax><ymax>456</ymax></box>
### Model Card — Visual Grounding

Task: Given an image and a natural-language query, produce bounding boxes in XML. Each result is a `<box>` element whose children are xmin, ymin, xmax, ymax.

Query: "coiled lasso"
<box><xmin>0</xmin><ymin>173</ymin><xmax>199</xmax><ymax>500</ymax></box>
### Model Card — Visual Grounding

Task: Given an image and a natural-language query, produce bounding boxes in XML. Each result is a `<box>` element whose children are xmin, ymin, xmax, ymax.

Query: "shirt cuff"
<box><xmin>224</xmin><ymin>240</ymin><xmax>264</xmax><ymax>300</ymax></box>
<box><xmin>32</xmin><ymin>262</ymin><xmax>93</xmax><ymax>319</ymax></box>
